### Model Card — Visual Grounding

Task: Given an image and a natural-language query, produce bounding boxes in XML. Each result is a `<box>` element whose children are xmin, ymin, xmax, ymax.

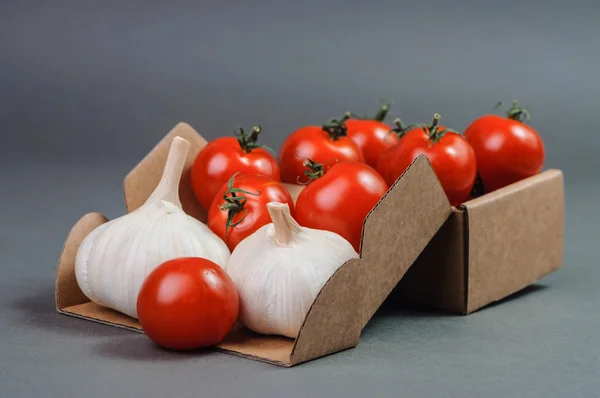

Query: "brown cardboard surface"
<box><xmin>394</xmin><ymin>208</ymin><xmax>467</xmax><ymax>313</ymax></box>
<box><xmin>60</xmin><ymin>302</ymin><xmax>142</xmax><ymax>331</ymax></box>
<box><xmin>281</xmin><ymin>182</ymin><xmax>304</xmax><ymax>204</ymax></box>
<box><xmin>357</xmin><ymin>156</ymin><xmax>452</xmax><ymax>328</ymax></box>
<box><xmin>55</xmin><ymin>212</ymin><xmax>108</xmax><ymax>310</ymax></box>
<box><xmin>55</xmin><ymin>122</ymin><xmax>451</xmax><ymax>367</ymax></box>
<box><xmin>464</xmin><ymin>169</ymin><xmax>564</xmax><ymax>313</ymax></box>
<box><xmin>124</xmin><ymin>122</ymin><xmax>208</xmax><ymax>222</ymax></box>
<box><xmin>395</xmin><ymin>168</ymin><xmax>565</xmax><ymax>315</ymax></box>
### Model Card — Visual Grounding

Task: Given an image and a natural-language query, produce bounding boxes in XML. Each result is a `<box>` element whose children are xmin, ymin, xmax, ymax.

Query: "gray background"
<box><xmin>1</xmin><ymin>1</ymin><xmax>599</xmax><ymax>397</ymax></box>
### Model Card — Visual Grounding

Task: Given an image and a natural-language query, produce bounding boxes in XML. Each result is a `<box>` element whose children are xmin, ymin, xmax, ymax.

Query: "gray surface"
<box><xmin>1</xmin><ymin>1</ymin><xmax>599</xmax><ymax>397</ymax></box>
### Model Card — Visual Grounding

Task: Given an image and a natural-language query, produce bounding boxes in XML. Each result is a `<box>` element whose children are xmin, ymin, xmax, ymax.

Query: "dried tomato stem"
<box><xmin>342</xmin><ymin>102</ymin><xmax>391</xmax><ymax>122</ymax></box>
<box><xmin>372</xmin><ymin>103</ymin><xmax>390</xmax><ymax>122</ymax></box>
<box><xmin>390</xmin><ymin>118</ymin><xmax>411</xmax><ymax>138</ymax></box>
<box><xmin>235</xmin><ymin>125</ymin><xmax>275</xmax><ymax>154</ymax></box>
<box><xmin>220</xmin><ymin>174</ymin><xmax>261</xmax><ymax>240</ymax></box>
<box><xmin>300</xmin><ymin>158</ymin><xmax>326</xmax><ymax>183</ymax></box>
<box><xmin>426</xmin><ymin>113</ymin><xmax>455</xmax><ymax>144</ymax></box>
<box><xmin>321</xmin><ymin>118</ymin><xmax>348</xmax><ymax>140</ymax></box>
<box><xmin>505</xmin><ymin>100</ymin><xmax>531</xmax><ymax>123</ymax></box>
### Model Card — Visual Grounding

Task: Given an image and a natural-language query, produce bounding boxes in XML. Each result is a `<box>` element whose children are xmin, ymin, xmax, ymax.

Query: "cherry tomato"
<box><xmin>376</xmin><ymin>114</ymin><xmax>477</xmax><ymax>206</ymax></box>
<box><xmin>137</xmin><ymin>257</ymin><xmax>239</xmax><ymax>350</ymax></box>
<box><xmin>295</xmin><ymin>159</ymin><xmax>388</xmax><ymax>252</ymax></box>
<box><xmin>278</xmin><ymin>119</ymin><xmax>364</xmax><ymax>185</ymax></box>
<box><xmin>191</xmin><ymin>125</ymin><xmax>280</xmax><ymax>211</ymax></box>
<box><xmin>208</xmin><ymin>173</ymin><xmax>295</xmax><ymax>251</ymax></box>
<box><xmin>344</xmin><ymin>103</ymin><xmax>400</xmax><ymax>168</ymax></box>
<box><xmin>464</xmin><ymin>101</ymin><xmax>545</xmax><ymax>192</ymax></box>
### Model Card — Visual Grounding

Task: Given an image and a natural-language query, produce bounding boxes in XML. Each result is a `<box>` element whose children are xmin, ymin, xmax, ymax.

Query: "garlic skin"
<box><xmin>227</xmin><ymin>202</ymin><xmax>358</xmax><ymax>338</ymax></box>
<box><xmin>75</xmin><ymin>137</ymin><xmax>230</xmax><ymax>319</ymax></box>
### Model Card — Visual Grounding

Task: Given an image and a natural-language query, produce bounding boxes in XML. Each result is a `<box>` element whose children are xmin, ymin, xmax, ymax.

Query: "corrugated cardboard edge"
<box><xmin>462</xmin><ymin>169</ymin><xmax>565</xmax><ymax>313</ymax></box>
<box><xmin>55</xmin><ymin>124</ymin><xmax>451</xmax><ymax>367</ymax></box>
<box><xmin>357</xmin><ymin>156</ymin><xmax>452</xmax><ymax>328</ymax></box>
<box><xmin>124</xmin><ymin>122</ymin><xmax>208</xmax><ymax>222</ymax></box>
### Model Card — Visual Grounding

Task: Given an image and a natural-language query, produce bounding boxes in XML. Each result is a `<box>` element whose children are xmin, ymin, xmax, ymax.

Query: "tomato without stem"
<box><xmin>208</xmin><ymin>173</ymin><xmax>295</xmax><ymax>251</ymax></box>
<box><xmin>344</xmin><ymin>103</ymin><xmax>400</xmax><ymax>168</ymax></box>
<box><xmin>278</xmin><ymin>119</ymin><xmax>364</xmax><ymax>185</ymax></box>
<box><xmin>376</xmin><ymin>114</ymin><xmax>477</xmax><ymax>206</ymax></box>
<box><xmin>295</xmin><ymin>159</ymin><xmax>388</xmax><ymax>252</ymax></box>
<box><xmin>464</xmin><ymin>101</ymin><xmax>545</xmax><ymax>192</ymax></box>
<box><xmin>191</xmin><ymin>125</ymin><xmax>280</xmax><ymax>211</ymax></box>
<box><xmin>137</xmin><ymin>257</ymin><xmax>239</xmax><ymax>351</ymax></box>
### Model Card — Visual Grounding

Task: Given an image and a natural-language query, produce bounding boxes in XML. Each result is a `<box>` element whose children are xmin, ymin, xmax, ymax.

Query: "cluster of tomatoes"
<box><xmin>136</xmin><ymin>100</ymin><xmax>545</xmax><ymax>351</ymax></box>
<box><xmin>191</xmin><ymin>100</ymin><xmax>545</xmax><ymax>252</ymax></box>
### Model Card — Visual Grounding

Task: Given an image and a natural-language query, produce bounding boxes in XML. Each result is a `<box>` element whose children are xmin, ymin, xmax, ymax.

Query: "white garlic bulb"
<box><xmin>75</xmin><ymin>136</ymin><xmax>230</xmax><ymax>319</ymax></box>
<box><xmin>227</xmin><ymin>202</ymin><xmax>358</xmax><ymax>338</ymax></box>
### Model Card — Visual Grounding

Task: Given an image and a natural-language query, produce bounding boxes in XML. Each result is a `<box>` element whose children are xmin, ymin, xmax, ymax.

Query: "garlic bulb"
<box><xmin>75</xmin><ymin>136</ymin><xmax>230</xmax><ymax>319</ymax></box>
<box><xmin>227</xmin><ymin>202</ymin><xmax>358</xmax><ymax>338</ymax></box>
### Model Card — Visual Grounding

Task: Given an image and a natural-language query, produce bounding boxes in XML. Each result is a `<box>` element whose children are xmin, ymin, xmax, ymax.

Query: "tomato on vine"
<box><xmin>343</xmin><ymin>103</ymin><xmax>401</xmax><ymax>168</ymax></box>
<box><xmin>294</xmin><ymin>159</ymin><xmax>388</xmax><ymax>252</ymax></box>
<box><xmin>190</xmin><ymin>125</ymin><xmax>280</xmax><ymax>211</ymax></box>
<box><xmin>207</xmin><ymin>173</ymin><xmax>295</xmax><ymax>251</ymax></box>
<box><xmin>278</xmin><ymin>118</ymin><xmax>364</xmax><ymax>185</ymax></box>
<box><xmin>376</xmin><ymin>113</ymin><xmax>477</xmax><ymax>206</ymax></box>
<box><xmin>464</xmin><ymin>101</ymin><xmax>545</xmax><ymax>192</ymax></box>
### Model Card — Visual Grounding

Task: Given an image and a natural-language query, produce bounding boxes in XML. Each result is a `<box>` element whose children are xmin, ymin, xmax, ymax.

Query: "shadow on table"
<box><xmin>10</xmin><ymin>283</ymin><xmax>125</xmax><ymax>337</ymax></box>
<box><xmin>92</xmin><ymin>334</ymin><xmax>218</xmax><ymax>362</ymax></box>
<box><xmin>362</xmin><ymin>283</ymin><xmax>549</xmax><ymax>334</ymax></box>
<box><xmin>476</xmin><ymin>283</ymin><xmax>548</xmax><ymax>311</ymax></box>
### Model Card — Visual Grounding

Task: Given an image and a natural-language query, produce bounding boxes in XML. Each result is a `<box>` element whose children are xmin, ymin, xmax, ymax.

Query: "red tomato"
<box><xmin>344</xmin><ymin>103</ymin><xmax>400</xmax><ymax>168</ymax></box>
<box><xmin>295</xmin><ymin>160</ymin><xmax>388</xmax><ymax>252</ymax></box>
<box><xmin>208</xmin><ymin>173</ymin><xmax>295</xmax><ymax>251</ymax></box>
<box><xmin>278</xmin><ymin>119</ymin><xmax>364</xmax><ymax>185</ymax></box>
<box><xmin>376</xmin><ymin>114</ymin><xmax>477</xmax><ymax>206</ymax></box>
<box><xmin>464</xmin><ymin>101</ymin><xmax>545</xmax><ymax>192</ymax></box>
<box><xmin>190</xmin><ymin>125</ymin><xmax>280</xmax><ymax>211</ymax></box>
<box><xmin>137</xmin><ymin>257</ymin><xmax>239</xmax><ymax>350</ymax></box>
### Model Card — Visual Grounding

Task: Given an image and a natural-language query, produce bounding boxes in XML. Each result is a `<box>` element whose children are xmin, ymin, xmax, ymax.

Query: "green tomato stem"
<box><xmin>219</xmin><ymin>173</ymin><xmax>261</xmax><ymax>240</ymax></box>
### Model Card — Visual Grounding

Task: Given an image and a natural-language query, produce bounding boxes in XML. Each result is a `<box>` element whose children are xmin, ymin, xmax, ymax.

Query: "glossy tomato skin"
<box><xmin>295</xmin><ymin>161</ymin><xmax>388</xmax><ymax>252</ymax></box>
<box><xmin>376</xmin><ymin>129</ymin><xmax>477</xmax><ymax>206</ymax></box>
<box><xmin>464</xmin><ymin>115</ymin><xmax>544</xmax><ymax>192</ymax></box>
<box><xmin>278</xmin><ymin>126</ymin><xmax>364</xmax><ymax>184</ymax></box>
<box><xmin>137</xmin><ymin>257</ymin><xmax>239</xmax><ymax>351</ymax></box>
<box><xmin>345</xmin><ymin>119</ymin><xmax>399</xmax><ymax>168</ymax></box>
<box><xmin>208</xmin><ymin>174</ymin><xmax>295</xmax><ymax>251</ymax></box>
<box><xmin>191</xmin><ymin>136</ymin><xmax>280</xmax><ymax>211</ymax></box>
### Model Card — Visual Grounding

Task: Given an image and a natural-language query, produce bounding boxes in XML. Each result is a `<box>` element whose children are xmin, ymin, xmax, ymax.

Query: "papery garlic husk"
<box><xmin>226</xmin><ymin>202</ymin><xmax>359</xmax><ymax>338</ymax></box>
<box><xmin>75</xmin><ymin>136</ymin><xmax>230</xmax><ymax>319</ymax></box>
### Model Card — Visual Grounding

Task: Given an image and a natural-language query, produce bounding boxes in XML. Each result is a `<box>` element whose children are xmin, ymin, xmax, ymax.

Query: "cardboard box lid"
<box><xmin>56</xmin><ymin>122</ymin><xmax>452</xmax><ymax>367</ymax></box>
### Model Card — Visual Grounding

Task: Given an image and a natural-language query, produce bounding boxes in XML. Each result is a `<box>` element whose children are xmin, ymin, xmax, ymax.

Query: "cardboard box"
<box><xmin>394</xmin><ymin>168</ymin><xmax>564</xmax><ymax>314</ymax></box>
<box><xmin>55</xmin><ymin>122</ymin><xmax>564</xmax><ymax>365</ymax></box>
<box><xmin>55</xmin><ymin>122</ymin><xmax>452</xmax><ymax>367</ymax></box>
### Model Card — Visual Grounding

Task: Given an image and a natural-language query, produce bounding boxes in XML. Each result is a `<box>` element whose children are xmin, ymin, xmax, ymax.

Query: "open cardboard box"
<box><xmin>394</xmin><ymin>166</ymin><xmax>564</xmax><ymax>314</ymax></box>
<box><xmin>56</xmin><ymin>122</ymin><xmax>452</xmax><ymax>367</ymax></box>
<box><xmin>55</xmin><ymin>121</ymin><xmax>564</xmax><ymax>366</ymax></box>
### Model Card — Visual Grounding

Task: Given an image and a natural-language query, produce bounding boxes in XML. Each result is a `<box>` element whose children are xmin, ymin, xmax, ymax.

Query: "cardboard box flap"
<box><xmin>56</xmin><ymin>212</ymin><xmax>109</xmax><ymax>310</ymax></box>
<box><xmin>461</xmin><ymin>169</ymin><xmax>564</xmax><ymax>313</ymax></box>
<box><xmin>462</xmin><ymin>169</ymin><xmax>564</xmax><ymax>209</ymax></box>
<box><xmin>291</xmin><ymin>257</ymin><xmax>362</xmax><ymax>364</ymax></box>
<box><xmin>357</xmin><ymin>155</ymin><xmax>452</xmax><ymax>328</ymax></box>
<box><xmin>124</xmin><ymin>122</ymin><xmax>208</xmax><ymax>222</ymax></box>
